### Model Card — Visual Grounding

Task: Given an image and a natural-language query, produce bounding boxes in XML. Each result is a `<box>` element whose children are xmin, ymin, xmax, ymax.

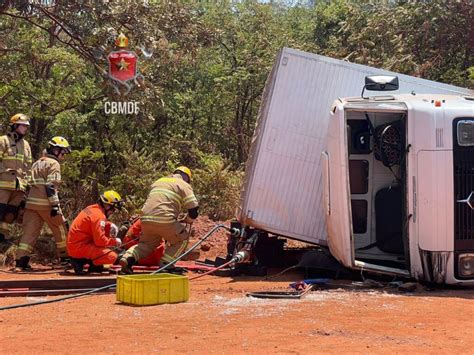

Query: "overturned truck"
<box><xmin>229</xmin><ymin>48</ymin><xmax>474</xmax><ymax>285</ymax></box>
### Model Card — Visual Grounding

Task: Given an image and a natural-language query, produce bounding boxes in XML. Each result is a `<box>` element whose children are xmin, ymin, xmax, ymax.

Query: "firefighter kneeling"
<box><xmin>121</xmin><ymin>218</ymin><xmax>165</xmax><ymax>266</ymax></box>
<box><xmin>67</xmin><ymin>190</ymin><xmax>124</xmax><ymax>274</ymax></box>
<box><xmin>119</xmin><ymin>166</ymin><xmax>198</xmax><ymax>274</ymax></box>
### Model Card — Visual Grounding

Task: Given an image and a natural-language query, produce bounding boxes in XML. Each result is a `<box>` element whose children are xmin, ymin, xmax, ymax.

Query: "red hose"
<box><xmin>189</xmin><ymin>259</ymin><xmax>235</xmax><ymax>281</ymax></box>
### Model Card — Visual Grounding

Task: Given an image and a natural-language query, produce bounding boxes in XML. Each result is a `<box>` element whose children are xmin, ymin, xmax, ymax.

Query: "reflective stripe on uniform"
<box><xmin>3</xmin><ymin>155</ymin><xmax>24</xmax><ymax>162</ymax></box>
<box><xmin>169</xmin><ymin>241</ymin><xmax>188</xmax><ymax>260</ymax></box>
<box><xmin>17</xmin><ymin>243</ymin><xmax>34</xmax><ymax>253</ymax></box>
<box><xmin>141</xmin><ymin>215</ymin><xmax>175</xmax><ymax>224</ymax></box>
<box><xmin>0</xmin><ymin>181</ymin><xmax>16</xmax><ymax>189</ymax></box>
<box><xmin>26</xmin><ymin>197</ymin><xmax>50</xmax><ymax>206</ymax></box>
<box><xmin>183</xmin><ymin>194</ymin><xmax>197</xmax><ymax>205</ymax></box>
<box><xmin>30</xmin><ymin>178</ymin><xmax>47</xmax><ymax>185</ymax></box>
<box><xmin>156</xmin><ymin>177</ymin><xmax>177</xmax><ymax>183</ymax></box>
<box><xmin>131</xmin><ymin>248</ymin><xmax>141</xmax><ymax>260</ymax></box>
<box><xmin>47</xmin><ymin>174</ymin><xmax>60</xmax><ymax>182</ymax></box>
<box><xmin>122</xmin><ymin>248</ymin><xmax>133</xmax><ymax>260</ymax></box>
<box><xmin>56</xmin><ymin>224</ymin><xmax>67</xmax><ymax>248</ymax></box>
<box><xmin>30</xmin><ymin>175</ymin><xmax>60</xmax><ymax>185</ymax></box>
<box><xmin>149</xmin><ymin>187</ymin><xmax>182</xmax><ymax>207</ymax></box>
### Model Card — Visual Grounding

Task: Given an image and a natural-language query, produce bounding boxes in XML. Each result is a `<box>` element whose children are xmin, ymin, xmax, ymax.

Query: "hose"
<box><xmin>189</xmin><ymin>249</ymin><xmax>249</xmax><ymax>281</ymax></box>
<box><xmin>0</xmin><ymin>223</ymin><xmax>230</xmax><ymax>311</ymax></box>
<box><xmin>151</xmin><ymin>223</ymin><xmax>231</xmax><ymax>274</ymax></box>
<box><xmin>189</xmin><ymin>259</ymin><xmax>235</xmax><ymax>281</ymax></box>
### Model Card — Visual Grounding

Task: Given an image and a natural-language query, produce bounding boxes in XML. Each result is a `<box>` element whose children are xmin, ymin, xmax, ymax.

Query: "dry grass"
<box><xmin>0</xmin><ymin>244</ymin><xmax>17</xmax><ymax>267</ymax></box>
<box><xmin>0</xmin><ymin>224</ymin><xmax>59</xmax><ymax>266</ymax></box>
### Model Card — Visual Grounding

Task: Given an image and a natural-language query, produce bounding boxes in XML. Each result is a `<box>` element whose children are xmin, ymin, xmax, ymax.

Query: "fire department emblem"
<box><xmin>107</xmin><ymin>34</ymin><xmax>144</xmax><ymax>96</ymax></box>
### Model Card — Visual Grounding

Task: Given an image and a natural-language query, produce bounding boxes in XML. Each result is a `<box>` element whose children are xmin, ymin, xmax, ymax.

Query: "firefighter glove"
<box><xmin>50</xmin><ymin>205</ymin><xmax>61</xmax><ymax>217</ymax></box>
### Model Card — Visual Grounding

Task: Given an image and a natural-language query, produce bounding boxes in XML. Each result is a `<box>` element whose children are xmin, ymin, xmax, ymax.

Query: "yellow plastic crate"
<box><xmin>116</xmin><ymin>273</ymin><xmax>189</xmax><ymax>306</ymax></box>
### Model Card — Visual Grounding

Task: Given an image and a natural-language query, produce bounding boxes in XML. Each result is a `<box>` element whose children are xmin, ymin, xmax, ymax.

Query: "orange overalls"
<box><xmin>123</xmin><ymin>219</ymin><xmax>165</xmax><ymax>266</ymax></box>
<box><xmin>67</xmin><ymin>204</ymin><xmax>120</xmax><ymax>265</ymax></box>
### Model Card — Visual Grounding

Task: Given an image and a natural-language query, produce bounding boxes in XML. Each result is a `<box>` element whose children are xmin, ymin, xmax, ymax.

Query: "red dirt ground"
<box><xmin>0</xmin><ymin>217</ymin><xmax>473</xmax><ymax>354</ymax></box>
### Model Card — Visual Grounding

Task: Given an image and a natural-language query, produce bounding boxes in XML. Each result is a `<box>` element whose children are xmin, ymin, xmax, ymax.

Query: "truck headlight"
<box><xmin>458</xmin><ymin>254</ymin><xmax>474</xmax><ymax>277</ymax></box>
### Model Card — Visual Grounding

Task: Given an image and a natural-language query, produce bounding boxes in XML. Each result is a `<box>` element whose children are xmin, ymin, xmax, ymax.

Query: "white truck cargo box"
<box><xmin>237</xmin><ymin>47</ymin><xmax>472</xmax><ymax>245</ymax></box>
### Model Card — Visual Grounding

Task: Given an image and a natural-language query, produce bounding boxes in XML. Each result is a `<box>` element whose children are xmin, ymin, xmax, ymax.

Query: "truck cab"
<box><xmin>325</xmin><ymin>83</ymin><xmax>474</xmax><ymax>284</ymax></box>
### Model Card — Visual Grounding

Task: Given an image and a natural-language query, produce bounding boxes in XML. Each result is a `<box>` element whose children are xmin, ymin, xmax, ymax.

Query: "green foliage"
<box><xmin>192</xmin><ymin>153</ymin><xmax>244</xmax><ymax>221</ymax></box>
<box><xmin>108</xmin><ymin>150</ymin><xmax>162</xmax><ymax>214</ymax></box>
<box><xmin>60</xmin><ymin>147</ymin><xmax>104</xmax><ymax>215</ymax></box>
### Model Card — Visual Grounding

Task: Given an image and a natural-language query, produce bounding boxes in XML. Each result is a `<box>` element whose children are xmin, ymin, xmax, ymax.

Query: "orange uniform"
<box><xmin>123</xmin><ymin>219</ymin><xmax>165</xmax><ymax>266</ymax></box>
<box><xmin>67</xmin><ymin>204</ymin><xmax>120</xmax><ymax>265</ymax></box>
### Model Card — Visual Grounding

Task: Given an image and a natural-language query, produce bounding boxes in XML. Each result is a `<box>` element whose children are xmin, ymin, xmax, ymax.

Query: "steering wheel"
<box><xmin>379</xmin><ymin>124</ymin><xmax>402</xmax><ymax>167</ymax></box>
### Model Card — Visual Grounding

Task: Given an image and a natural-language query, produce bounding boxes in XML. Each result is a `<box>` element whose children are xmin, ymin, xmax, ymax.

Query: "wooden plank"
<box><xmin>0</xmin><ymin>277</ymin><xmax>116</xmax><ymax>290</ymax></box>
<box><xmin>0</xmin><ymin>288</ymin><xmax>115</xmax><ymax>297</ymax></box>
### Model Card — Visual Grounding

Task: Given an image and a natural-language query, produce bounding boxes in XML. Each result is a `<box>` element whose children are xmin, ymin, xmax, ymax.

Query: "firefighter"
<box><xmin>0</xmin><ymin>113</ymin><xmax>32</xmax><ymax>243</ymax></box>
<box><xmin>67</xmin><ymin>190</ymin><xmax>124</xmax><ymax>274</ymax></box>
<box><xmin>119</xmin><ymin>166</ymin><xmax>198</xmax><ymax>273</ymax></box>
<box><xmin>14</xmin><ymin>136</ymin><xmax>71</xmax><ymax>270</ymax></box>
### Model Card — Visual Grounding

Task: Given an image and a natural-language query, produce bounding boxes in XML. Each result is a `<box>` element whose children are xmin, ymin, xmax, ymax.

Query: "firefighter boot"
<box><xmin>87</xmin><ymin>261</ymin><xmax>104</xmax><ymax>274</ymax></box>
<box><xmin>119</xmin><ymin>256</ymin><xmax>135</xmax><ymax>274</ymax></box>
<box><xmin>14</xmin><ymin>256</ymin><xmax>32</xmax><ymax>271</ymax></box>
<box><xmin>70</xmin><ymin>258</ymin><xmax>87</xmax><ymax>275</ymax></box>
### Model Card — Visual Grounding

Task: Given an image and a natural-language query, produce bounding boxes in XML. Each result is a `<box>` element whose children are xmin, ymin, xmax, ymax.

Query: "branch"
<box><xmin>0</xmin><ymin>11</ymin><xmax>51</xmax><ymax>33</ymax></box>
<box><xmin>0</xmin><ymin>90</ymin><xmax>12</xmax><ymax>102</ymax></box>
<box><xmin>20</xmin><ymin>90</ymin><xmax>53</xmax><ymax>110</ymax></box>
<box><xmin>0</xmin><ymin>47</ymin><xmax>24</xmax><ymax>54</ymax></box>
<box><xmin>37</xmin><ymin>6</ymin><xmax>97</xmax><ymax>64</ymax></box>
<box><xmin>50</xmin><ymin>94</ymin><xmax>106</xmax><ymax>116</ymax></box>
<box><xmin>1</xmin><ymin>9</ymin><xmax>103</xmax><ymax>74</ymax></box>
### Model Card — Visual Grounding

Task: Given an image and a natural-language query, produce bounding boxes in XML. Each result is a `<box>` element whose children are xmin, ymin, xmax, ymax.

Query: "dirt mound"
<box><xmin>187</xmin><ymin>216</ymin><xmax>230</xmax><ymax>261</ymax></box>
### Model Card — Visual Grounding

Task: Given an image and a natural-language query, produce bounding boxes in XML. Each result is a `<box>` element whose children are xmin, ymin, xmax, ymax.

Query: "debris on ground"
<box><xmin>398</xmin><ymin>282</ymin><xmax>422</xmax><ymax>292</ymax></box>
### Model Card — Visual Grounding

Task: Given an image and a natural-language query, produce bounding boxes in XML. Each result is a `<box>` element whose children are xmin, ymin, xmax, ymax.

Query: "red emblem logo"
<box><xmin>108</xmin><ymin>50</ymin><xmax>138</xmax><ymax>83</ymax></box>
<box><xmin>105</xmin><ymin>34</ymin><xmax>148</xmax><ymax>97</ymax></box>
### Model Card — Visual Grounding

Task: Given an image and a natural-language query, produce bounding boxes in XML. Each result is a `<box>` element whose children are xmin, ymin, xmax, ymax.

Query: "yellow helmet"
<box><xmin>174</xmin><ymin>166</ymin><xmax>192</xmax><ymax>180</ymax></box>
<box><xmin>48</xmin><ymin>136</ymin><xmax>71</xmax><ymax>153</ymax></box>
<box><xmin>10</xmin><ymin>113</ymin><xmax>30</xmax><ymax>126</ymax></box>
<box><xmin>100</xmin><ymin>190</ymin><xmax>124</xmax><ymax>208</ymax></box>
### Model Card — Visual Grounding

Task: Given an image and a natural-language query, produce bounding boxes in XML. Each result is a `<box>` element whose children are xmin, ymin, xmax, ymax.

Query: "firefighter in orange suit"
<box><xmin>119</xmin><ymin>166</ymin><xmax>198</xmax><ymax>273</ymax></box>
<box><xmin>14</xmin><ymin>137</ymin><xmax>71</xmax><ymax>270</ymax></box>
<box><xmin>67</xmin><ymin>190</ymin><xmax>124</xmax><ymax>274</ymax></box>
<box><xmin>0</xmin><ymin>114</ymin><xmax>32</xmax><ymax>243</ymax></box>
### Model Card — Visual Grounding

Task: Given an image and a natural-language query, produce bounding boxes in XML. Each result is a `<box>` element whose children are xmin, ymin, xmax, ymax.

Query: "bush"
<box><xmin>192</xmin><ymin>153</ymin><xmax>243</xmax><ymax>221</ymax></box>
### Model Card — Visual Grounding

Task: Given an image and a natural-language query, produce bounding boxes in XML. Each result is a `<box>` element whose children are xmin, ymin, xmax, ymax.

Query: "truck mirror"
<box><xmin>362</xmin><ymin>75</ymin><xmax>399</xmax><ymax>97</ymax></box>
